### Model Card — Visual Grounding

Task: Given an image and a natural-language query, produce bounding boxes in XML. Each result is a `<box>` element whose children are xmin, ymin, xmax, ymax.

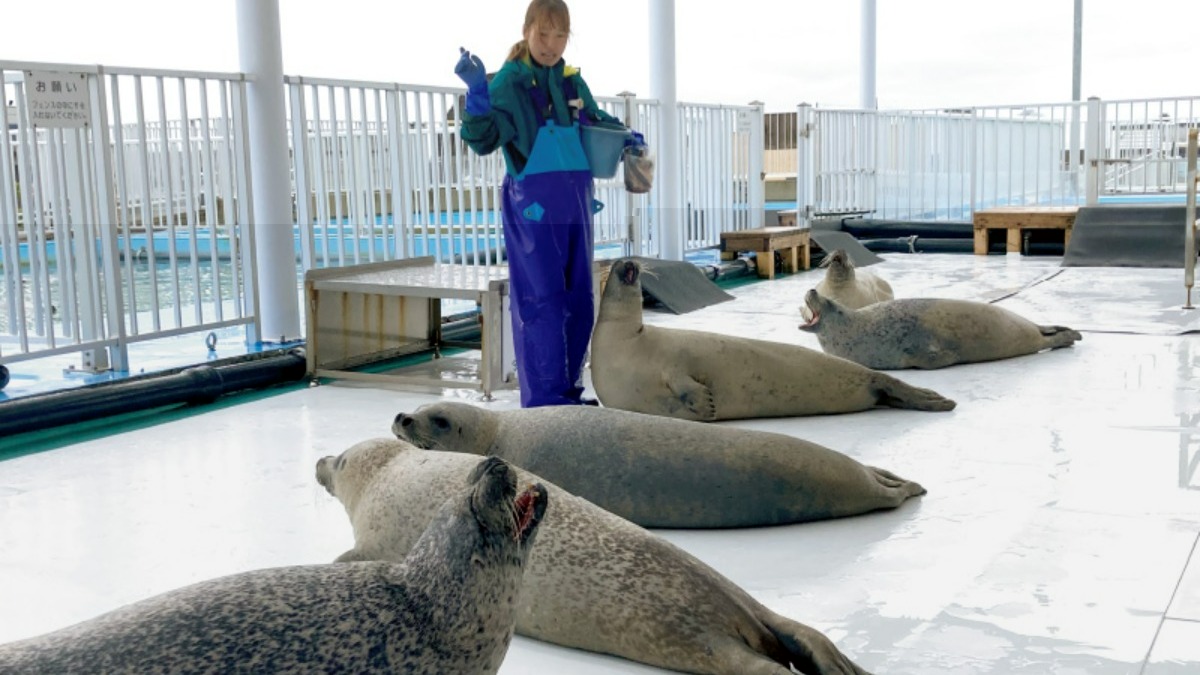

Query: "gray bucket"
<box><xmin>581</xmin><ymin>125</ymin><xmax>631</xmax><ymax>178</ymax></box>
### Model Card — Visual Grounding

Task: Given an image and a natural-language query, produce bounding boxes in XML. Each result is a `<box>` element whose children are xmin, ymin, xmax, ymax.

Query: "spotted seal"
<box><xmin>800</xmin><ymin>288</ymin><xmax>1083</xmax><ymax>369</ymax></box>
<box><xmin>392</xmin><ymin>401</ymin><xmax>926</xmax><ymax>529</ymax></box>
<box><xmin>814</xmin><ymin>248</ymin><xmax>894</xmax><ymax>309</ymax></box>
<box><xmin>0</xmin><ymin>455</ymin><xmax>546</xmax><ymax>675</ymax></box>
<box><xmin>590</xmin><ymin>257</ymin><xmax>956</xmax><ymax>421</ymax></box>
<box><xmin>317</xmin><ymin>438</ymin><xmax>871</xmax><ymax>675</ymax></box>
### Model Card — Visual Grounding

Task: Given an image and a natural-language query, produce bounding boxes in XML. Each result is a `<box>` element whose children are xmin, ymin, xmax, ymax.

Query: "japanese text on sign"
<box><xmin>25</xmin><ymin>70</ymin><xmax>91</xmax><ymax>129</ymax></box>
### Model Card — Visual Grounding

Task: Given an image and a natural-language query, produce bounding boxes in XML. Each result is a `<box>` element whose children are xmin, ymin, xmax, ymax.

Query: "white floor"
<box><xmin>1</xmin><ymin>252</ymin><xmax>1199</xmax><ymax>674</ymax></box>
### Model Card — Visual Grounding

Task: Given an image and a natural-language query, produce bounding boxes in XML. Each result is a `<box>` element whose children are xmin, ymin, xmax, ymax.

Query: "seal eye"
<box><xmin>432</xmin><ymin>416</ymin><xmax>450</xmax><ymax>430</ymax></box>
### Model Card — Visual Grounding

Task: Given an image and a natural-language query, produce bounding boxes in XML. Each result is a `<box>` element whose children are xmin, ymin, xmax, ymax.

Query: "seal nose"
<box><xmin>394</xmin><ymin>413</ymin><xmax>412</xmax><ymax>428</ymax></box>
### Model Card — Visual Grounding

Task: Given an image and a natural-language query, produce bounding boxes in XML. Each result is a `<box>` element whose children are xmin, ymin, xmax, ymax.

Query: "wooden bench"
<box><xmin>720</xmin><ymin>226</ymin><xmax>811</xmax><ymax>279</ymax></box>
<box><xmin>972</xmin><ymin>206</ymin><xmax>1079</xmax><ymax>255</ymax></box>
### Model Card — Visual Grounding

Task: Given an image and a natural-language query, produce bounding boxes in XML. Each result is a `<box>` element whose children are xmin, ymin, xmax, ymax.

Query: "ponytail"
<box><xmin>506</xmin><ymin>39</ymin><xmax>529</xmax><ymax>62</ymax></box>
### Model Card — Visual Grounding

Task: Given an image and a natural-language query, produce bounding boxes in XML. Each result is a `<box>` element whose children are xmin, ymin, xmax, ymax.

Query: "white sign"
<box><xmin>25</xmin><ymin>70</ymin><xmax>91</xmax><ymax>129</ymax></box>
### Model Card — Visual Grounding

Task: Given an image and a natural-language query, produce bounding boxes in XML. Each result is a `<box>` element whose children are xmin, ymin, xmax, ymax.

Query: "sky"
<box><xmin>3</xmin><ymin>0</ymin><xmax>1199</xmax><ymax>112</ymax></box>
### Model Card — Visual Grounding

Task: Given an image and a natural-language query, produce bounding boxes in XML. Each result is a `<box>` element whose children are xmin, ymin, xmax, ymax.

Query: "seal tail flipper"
<box><xmin>874</xmin><ymin>376</ymin><xmax>956</xmax><ymax>412</ymax></box>
<box><xmin>1038</xmin><ymin>325</ymin><xmax>1083</xmax><ymax>349</ymax></box>
<box><xmin>868</xmin><ymin>466</ymin><xmax>927</xmax><ymax>504</ymax></box>
<box><xmin>760</xmin><ymin>611</ymin><xmax>875</xmax><ymax>675</ymax></box>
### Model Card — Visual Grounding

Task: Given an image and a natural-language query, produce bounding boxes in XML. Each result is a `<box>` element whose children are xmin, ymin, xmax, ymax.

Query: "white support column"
<box><xmin>649</xmin><ymin>0</ymin><xmax>683</xmax><ymax>260</ymax></box>
<box><xmin>236</xmin><ymin>0</ymin><xmax>301</xmax><ymax>342</ymax></box>
<box><xmin>860</xmin><ymin>0</ymin><xmax>877</xmax><ymax>110</ymax></box>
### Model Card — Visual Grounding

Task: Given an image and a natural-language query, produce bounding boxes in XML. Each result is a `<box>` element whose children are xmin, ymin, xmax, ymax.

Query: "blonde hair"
<box><xmin>506</xmin><ymin>0</ymin><xmax>571</xmax><ymax>62</ymax></box>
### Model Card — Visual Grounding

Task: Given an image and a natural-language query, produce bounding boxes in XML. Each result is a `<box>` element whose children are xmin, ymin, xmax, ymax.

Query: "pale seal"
<box><xmin>393</xmin><ymin>401</ymin><xmax>926</xmax><ymax>529</ymax></box>
<box><xmin>590</xmin><ymin>258</ymin><xmax>956</xmax><ymax>421</ymax></box>
<box><xmin>814</xmin><ymin>248</ymin><xmax>894</xmax><ymax>309</ymax></box>
<box><xmin>317</xmin><ymin>438</ymin><xmax>872</xmax><ymax>675</ymax></box>
<box><xmin>0</xmin><ymin>455</ymin><xmax>547</xmax><ymax>675</ymax></box>
<box><xmin>799</xmin><ymin>288</ymin><xmax>1083</xmax><ymax>369</ymax></box>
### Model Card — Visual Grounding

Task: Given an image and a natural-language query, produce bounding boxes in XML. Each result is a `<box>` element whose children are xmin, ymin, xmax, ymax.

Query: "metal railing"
<box><xmin>787</xmin><ymin>96</ymin><xmax>1200</xmax><ymax>224</ymax></box>
<box><xmin>1</xmin><ymin>61</ymin><xmax>259</xmax><ymax>375</ymax></box>
<box><xmin>284</xmin><ymin>78</ymin><xmax>670</xmax><ymax>268</ymax></box>
<box><xmin>1186</xmin><ymin>128</ymin><xmax>1197</xmax><ymax>309</ymax></box>
<box><xmin>678</xmin><ymin>101</ymin><xmax>763</xmax><ymax>250</ymax></box>
<box><xmin>7</xmin><ymin>57</ymin><xmax>1196</xmax><ymax>383</ymax></box>
<box><xmin>2</xmin><ymin>59</ymin><xmax>762</xmax><ymax>378</ymax></box>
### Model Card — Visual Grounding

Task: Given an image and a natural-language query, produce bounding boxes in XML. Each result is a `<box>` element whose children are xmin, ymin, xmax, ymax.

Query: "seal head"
<box><xmin>799</xmin><ymin>287</ymin><xmax>841</xmax><ymax>330</ymax></box>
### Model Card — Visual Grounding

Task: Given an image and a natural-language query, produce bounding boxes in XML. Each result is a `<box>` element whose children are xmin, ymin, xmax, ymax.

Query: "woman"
<box><xmin>456</xmin><ymin>0</ymin><xmax>643</xmax><ymax>408</ymax></box>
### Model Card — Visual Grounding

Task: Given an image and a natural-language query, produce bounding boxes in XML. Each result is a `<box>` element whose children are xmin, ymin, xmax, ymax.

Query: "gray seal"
<box><xmin>800</xmin><ymin>288</ymin><xmax>1083</xmax><ymax>369</ymax></box>
<box><xmin>317</xmin><ymin>438</ymin><xmax>872</xmax><ymax>675</ymax></box>
<box><xmin>814</xmin><ymin>249</ymin><xmax>894</xmax><ymax>309</ymax></box>
<box><xmin>590</xmin><ymin>258</ymin><xmax>956</xmax><ymax>421</ymax></box>
<box><xmin>0</xmin><ymin>455</ymin><xmax>547</xmax><ymax>675</ymax></box>
<box><xmin>393</xmin><ymin>401</ymin><xmax>926</xmax><ymax>529</ymax></box>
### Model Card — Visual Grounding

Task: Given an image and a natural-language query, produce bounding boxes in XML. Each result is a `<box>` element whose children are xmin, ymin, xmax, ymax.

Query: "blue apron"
<box><xmin>502</xmin><ymin>82</ymin><xmax>600</xmax><ymax>407</ymax></box>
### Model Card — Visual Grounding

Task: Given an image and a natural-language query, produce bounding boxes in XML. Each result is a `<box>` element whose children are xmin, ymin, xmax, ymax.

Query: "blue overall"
<box><xmin>503</xmin><ymin>84</ymin><xmax>598</xmax><ymax>408</ymax></box>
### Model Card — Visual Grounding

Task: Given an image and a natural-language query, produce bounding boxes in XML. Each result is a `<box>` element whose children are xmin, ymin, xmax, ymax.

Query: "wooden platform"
<box><xmin>720</xmin><ymin>226</ymin><xmax>811</xmax><ymax>279</ymax></box>
<box><xmin>973</xmin><ymin>206</ymin><xmax>1079</xmax><ymax>255</ymax></box>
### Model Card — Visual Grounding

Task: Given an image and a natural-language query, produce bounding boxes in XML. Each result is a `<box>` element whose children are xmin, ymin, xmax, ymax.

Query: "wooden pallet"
<box><xmin>720</xmin><ymin>226</ymin><xmax>811</xmax><ymax>279</ymax></box>
<box><xmin>972</xmin><ymin>206</ymin><xmax>1079</xmax><ymax>255</ymax></box>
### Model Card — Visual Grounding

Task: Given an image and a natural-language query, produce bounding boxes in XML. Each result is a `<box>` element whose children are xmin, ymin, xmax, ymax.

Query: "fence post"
<box><xmin>795</xmin><ymin>103</ymin><xmax>815</xmax><ymax>227</ymax></box>
<box><xmin>1085</xmin><ymin>96</ymin><xmax>1102</xmax><ymax>206</ymax></box>
<box><xmin>89</xmin><ymin>66</ymin><xmax>129</xmax><ymax>373</ymax></box>
<box><xmin>747</xmin><ymin>101</ymin><xmax>765</xmax><ymax>230</ymax></box>
<box><xmin>287</xmin><ymin>76</ymin><xmax>315</xmax><ymax>272</ymax></box>
<box><xmin>968</xmin><ymin>108</ymin><xmax>978</xmax><ymax>217</ymax></box>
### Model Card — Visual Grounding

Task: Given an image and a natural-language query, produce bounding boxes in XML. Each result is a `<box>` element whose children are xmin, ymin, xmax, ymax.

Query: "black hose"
<box><xmin>841</xmin><ymin>218</ymin><xmax>974</xmax><ymax>239</ymax></box>
<box><xmin>0</xmin><ymin>349</ymin><xmax>308</xmax><ymax>439</ymax></box>
<box><xmin>858</xmin><ymin>236</ymin><xmax>981</xmax><ymax>254</ymax></box>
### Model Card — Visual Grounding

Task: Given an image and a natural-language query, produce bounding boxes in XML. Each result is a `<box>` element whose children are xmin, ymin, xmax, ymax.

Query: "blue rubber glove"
<box><xmin>454</xmin><ymin>47</ymin><xmax>490</xmax><ymax>115</ymax></box>
<box><xmin>626</xmin><ymin>129</ymin><xmax>646</xmax><ymax>148</ymax></box>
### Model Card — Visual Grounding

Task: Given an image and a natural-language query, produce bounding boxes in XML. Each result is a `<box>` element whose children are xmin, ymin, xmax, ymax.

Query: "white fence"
<box><xmin>788</xmin><ymin>96</ymin><xmax>1200</xmax><ymax>223</ymax></box>
<box><xmin>1</xmin><ymin>61</ymin><xmax>259</xmax><ymax>375</ymax></box>
<box><xmin>283</xmin><ymin>79</ymin><xmax>759</xmax><ymax>264</ymax></box>
<box><xmin>4</xmin><ymin>57</ymin><xmax>1197</xmax><ymax>383</ymax></box>
<box><xmin>1</xmin><ymin>60</ymin><xmax>763</xmax><ymax>378</ymax></box>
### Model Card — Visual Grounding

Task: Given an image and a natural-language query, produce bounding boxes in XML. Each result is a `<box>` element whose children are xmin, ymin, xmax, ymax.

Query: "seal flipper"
<box><xmin>874</xmin><ymin>375</ymin><xmax>956</xmax><ymax>411</ymax></box>
<box><xmin>757</xmin><ymin>610</ymin><xmax>874</xmax><ymax>675</ymax></box>
<box><xmin>665</xmin><ymin>374</ymin><xmax>717</xmax><ymax>421</ymax></box>
<box><xmin>1038</xmin><ymin>325</ymin><xmax>1082</xmax><ymax>349</ymax></box>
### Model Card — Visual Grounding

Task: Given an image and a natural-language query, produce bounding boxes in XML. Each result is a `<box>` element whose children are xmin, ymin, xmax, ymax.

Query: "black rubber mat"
<box><xmin>631</xmin><ymin>256</ymin><xmax>734</xmax><ymax>315</ymax></box>
<box><xmin>809</xmin><ymin>230</ymin><xmax>885</xmax><ymax>267</ymax></box>
<box><xmin>1062</xmin><ymin>205</ymin><xmax>1193</xmax><ymax>268</ymax></box>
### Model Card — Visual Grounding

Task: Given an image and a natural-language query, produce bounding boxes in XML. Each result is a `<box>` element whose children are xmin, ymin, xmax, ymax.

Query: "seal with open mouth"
<box><xmin>590</xmin><ymin>257</ymin><xmax>955</xmax><ymax>421</ymax></box>
<box><xmin>800</xmin><ymin>288</ymin><xmax>1082</xmax><ymax>370</ymax></box>
<box><xmin>0</xmin><ymin>456</ymin><xmax>546</xmax><ymax>675</ymax></box>
<box><xmin>318</xmin><ymin>438</ymin><xmax>873</xmax><ymax>675</ymax></box>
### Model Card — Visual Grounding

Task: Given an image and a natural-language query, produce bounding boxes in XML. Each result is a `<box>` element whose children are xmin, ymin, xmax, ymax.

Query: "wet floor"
<box><xmin>1</xmin><ymin>251</ymin><xmax>1199</xmax><ymax>674</ymax></box>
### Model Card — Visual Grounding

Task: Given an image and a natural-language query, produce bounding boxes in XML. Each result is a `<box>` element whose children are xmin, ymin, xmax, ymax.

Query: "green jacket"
<box><xmin>460</xmin><ymin>56</ymin><xmax>623</xmax><ymax>177</ymax></box>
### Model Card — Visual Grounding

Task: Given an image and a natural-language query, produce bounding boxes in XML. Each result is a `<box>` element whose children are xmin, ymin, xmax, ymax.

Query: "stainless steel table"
<box><xmin>304</xmin><ymin>257</ymin><xmax>513</xmax><ymax>397</ymax></box>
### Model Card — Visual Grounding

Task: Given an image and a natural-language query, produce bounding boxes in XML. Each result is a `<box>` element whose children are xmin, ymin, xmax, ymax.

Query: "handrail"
<box><xmin>1185</xmin><ymin>128</ymin><xmax>1197</xmax><ymax>309</ymax></box>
